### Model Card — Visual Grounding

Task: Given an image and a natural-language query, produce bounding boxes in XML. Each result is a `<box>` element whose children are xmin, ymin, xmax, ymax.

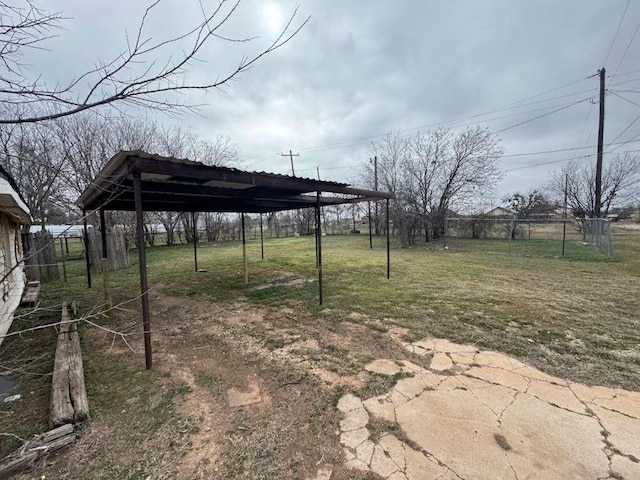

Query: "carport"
<box><xmin>77</xmin><ymin>150</ymin><xmax>395</xmax><ymax>369</ymax></box>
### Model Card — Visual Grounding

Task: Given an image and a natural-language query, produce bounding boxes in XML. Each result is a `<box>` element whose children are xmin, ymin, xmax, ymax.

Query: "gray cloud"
<box><xmin>21</xmin><ymin>1</ymin><xmax>640</xmax><ymax>199</ymax></box>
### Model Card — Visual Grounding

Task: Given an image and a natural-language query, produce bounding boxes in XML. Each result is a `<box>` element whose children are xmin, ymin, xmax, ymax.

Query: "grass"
<box><xmin>1</xmin><ymin>228</ymin><xmax>639</xmax><ymax>475</ymax></box>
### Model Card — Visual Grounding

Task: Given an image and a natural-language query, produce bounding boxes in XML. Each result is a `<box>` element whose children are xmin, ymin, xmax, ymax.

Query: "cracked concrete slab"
<box><xmin>338</xmin><ymin>337</ymin><xmax>640</xmax><ymax>480</ymax></box>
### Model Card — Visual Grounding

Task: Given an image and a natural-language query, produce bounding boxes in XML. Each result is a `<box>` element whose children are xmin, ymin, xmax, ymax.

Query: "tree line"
<box><xmin>359</xmin><ymin>129</ymin><xmax>640</xmax><ymax>246</ymax></box>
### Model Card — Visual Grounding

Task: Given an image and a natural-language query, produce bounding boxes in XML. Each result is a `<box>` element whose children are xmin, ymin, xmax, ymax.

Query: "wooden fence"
<box><xmin>24</xmin><ymin>231</ymin><xmax>59</xmax><ymax>282</ymax></box>
<box><xmin>87</xmin><ymin>229</ymin><xmax>130</xmax><ymax>273</ymax></box>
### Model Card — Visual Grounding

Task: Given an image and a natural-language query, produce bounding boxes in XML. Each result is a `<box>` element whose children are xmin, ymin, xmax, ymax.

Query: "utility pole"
<box><xmin>281</xmin><ymin>150</ymin><xmax>299</xmax><ymax>176</ymax></box>
<box><xmin>595</xmin><ymin>67</ymin><xmax>605</xmax><ymax>218</ymax></box>
<box><xmin>371</xmin><ymin>156</ymin><xmax>379</xmax><ymax>234</ymax></box>
<box><xmin>562</xmin><ymin>173</ymin><xmax>568</xmax><ymax>256</ymax></box>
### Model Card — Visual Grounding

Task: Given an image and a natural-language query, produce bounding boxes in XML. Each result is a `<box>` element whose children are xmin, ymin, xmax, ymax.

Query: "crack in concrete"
<box><xmin>345</xmin><ymin>338</ymin><xmax>638</xmax><ymax>480</ymax></box>
<box><xmin>591</xmin><ymin>402</ymin><xmax>640</xmax><ymax>421</ymax></box>
<box><xmin>567</xmin><ymin>384</ymin><xmax>617</xmax><ymax>479</ymax></box>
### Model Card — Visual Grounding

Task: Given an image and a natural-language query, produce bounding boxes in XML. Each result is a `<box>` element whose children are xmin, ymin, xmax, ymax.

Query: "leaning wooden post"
<box><xmin>192</xmin><ymin>211</ymin><xmax>198</xmax><ymax>272</ymax></box>
<box><xmin>259</xmin><ymin>213</ymin><xmax>264</xmax><ymax>260</ymax></box>
<box><xmin>82</xmin><ymin>209</ymin><xmax>91</xmax><ymax>289</ymax></box>
<box><xmin>386</xmin><ymin>198</ymin><xmax>390</xmax><ymax>280</ymax></box>
<box><xmin>133</xmin><ymin>172</ymin><xmax>152</xmax><ymax>370</ymax></box>
<box><xmin>59</xmin><ymin>238</ymin><xmax>67</xmax><ymax>283</ymax></box>
<box><xmin>316</xmin><ymin>193</ymin><xmax>323</xmax><ymax>305</ymax></box>
<box><xmin>99</xmin><ymin>208</ymin><xmax>111</xmax><ymax>305</ymax></box>
<box><xmin>241</xmin><ymin>213</ymin><xmax>248</xmax><ymax>287</ymax></box>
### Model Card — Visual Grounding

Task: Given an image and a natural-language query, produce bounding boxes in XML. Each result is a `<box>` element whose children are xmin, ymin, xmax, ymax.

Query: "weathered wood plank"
<box><xmin>20</xmin><ymin>281</ymin><xmax>40</xmax><ymax>306</ymax></box>
<box><xmin>68</xmin><ymin>322</ymin><xmax>89</xmax><ymax>423</ymax></box>
<box><xmin>50</xmin><ymin>304</ymin><xmax>73</xmax><ymax>427</ymax></box>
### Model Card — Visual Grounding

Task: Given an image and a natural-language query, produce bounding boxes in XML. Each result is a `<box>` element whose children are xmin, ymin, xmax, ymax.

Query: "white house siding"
<box><xmin>0</xmin><ymin>173</ymin><xmax>31</xmax><ymax>347</ymax></box>
<box><xmin>0</xmin><ymin>213</ymin><xmax>26</xmax><ymax>345</ymax></box>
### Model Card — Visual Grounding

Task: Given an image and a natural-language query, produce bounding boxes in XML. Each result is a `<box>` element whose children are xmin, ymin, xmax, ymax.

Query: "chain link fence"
<box><xmin>443</xmin><ymin>216</ymin><xmax>616</xmax><ymax>259</ymax></box>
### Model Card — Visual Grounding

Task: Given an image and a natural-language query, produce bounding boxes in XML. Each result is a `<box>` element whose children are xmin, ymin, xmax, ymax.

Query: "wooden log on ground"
<box><xmin>50</xmin><ymin>305</ymin><xmax>73</xmax><ymax>427</ymax></box>
<box><xmin>50</xmin><ymin>303</ymin><xmax>90</xmax><ymax>426</ymax></box>
<box><xmin>0</xmin><ymin>424</ymin><xmax>76</xmax><ymax>479</ymax></box>
<box><xmin>68</xmin><ymin>322</ymin><xmax>90</xmax><ymax>423</ymax></box>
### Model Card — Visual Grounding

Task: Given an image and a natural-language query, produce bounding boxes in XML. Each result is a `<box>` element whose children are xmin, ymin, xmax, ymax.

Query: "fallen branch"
<box><xmin>0</xmin><ymin>424</ymin><xmax>76</xmax><ymax>479</ymax></box>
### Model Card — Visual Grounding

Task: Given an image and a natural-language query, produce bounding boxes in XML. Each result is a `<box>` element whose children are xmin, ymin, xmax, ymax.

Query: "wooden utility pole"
<box><xmin>372</xmin><ymin>156</ymin><xmax>379</xmax><ymax>234</ymax></box>
<box><xmin>562</xmin><ymin>173</ymin><xmax>568</xmax><ymax>256</ymax></box>
<box><xmin>595</xmin><ymin>67</ymin><xmax>605</xmax><ymax>218</ymax></box>
<box><xmin>280</xmin><ymin>150</ymin><xmax>299</xmax><ymax>176</ymax></box>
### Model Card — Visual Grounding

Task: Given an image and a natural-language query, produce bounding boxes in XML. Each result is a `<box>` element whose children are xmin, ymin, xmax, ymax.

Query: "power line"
<box><xmin>245</xmin><ymin>76</ymin><xmax>597</xmax><ymax>170</ymax></box>
<box><xmin>609</xmin><ymin>90</ymin><xmax>640</xmax><ymax>107</ymax></box>
<box><xmin>298</xmin><ymin>89</ymin><xmax>597</xmax><ymax>155</ymax></box>
<box><xmin>504</xmin><ymin>154</ymin><xmax>595</xmax><ymax>172</ymax></box>
<box><xmin>606</xmin><ymin>92</ymin><xmax>640</xmax><ymax>149</ymax></box>
<box><xmin>495</xmin><ymin>97</ymin><xmax>592</xmax><ymax>133</ymax></box>
<box><xmin>603</xmin><ymin>0</ymin><xmax>631</xmax><ymax>66</ymax></box>
<box><xmin>611</xmin><ymin>15</ymin><xmax>640</xmax><ymax>80</ymax></box>
<box><xmin>295</xmin><ymin>139</ymin><xmax>640</xmax><ymax>175</ymax></box>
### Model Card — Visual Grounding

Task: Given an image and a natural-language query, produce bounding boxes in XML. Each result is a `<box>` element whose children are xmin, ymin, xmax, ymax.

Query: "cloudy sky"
<box><xmin>23</xmin><ymin>0</ymin><xmax>640</xmax><ymax>203</ymax></box>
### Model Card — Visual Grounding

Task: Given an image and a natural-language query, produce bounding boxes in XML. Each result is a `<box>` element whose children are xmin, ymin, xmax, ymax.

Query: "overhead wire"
<box><xmin>611</xmin><ymin>14</ymin><xmax>640</xmax><ymax>81</ymax></box>
<box><xmin>244</xmin><ymin>75</ymin><xmax>596</xmax><ymax>169</ymax></box>
<box><xmin>297</xmin><ymin>89</ymin><xmax>597</xmax><ymax>155</ymax></box>
<box><xmin>603</xmin><ymin>0</ymin><xmax>631</xmax><ymax>66</ymax></box>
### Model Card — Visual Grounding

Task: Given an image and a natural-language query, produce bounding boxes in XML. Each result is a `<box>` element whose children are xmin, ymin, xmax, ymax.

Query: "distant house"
<box><xmin>484</xmin><ymin>207</ymin><xmax>513</xmax><ymax>218</ymax></box>
<box><xmin>0</xmin><ymin>166</ymin><xmax>31</xmax><ymax>346</ymax></box>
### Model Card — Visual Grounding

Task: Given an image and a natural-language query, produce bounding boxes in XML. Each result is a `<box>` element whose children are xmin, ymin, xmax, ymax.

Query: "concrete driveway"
<box><xmin>338</xmin><ymin>338</ymin><xmax>640</xmax><ymax>480</ymax></box>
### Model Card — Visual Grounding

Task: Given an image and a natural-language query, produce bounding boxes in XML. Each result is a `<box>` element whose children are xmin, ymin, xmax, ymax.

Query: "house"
<box><xmin>484</xmin><ymin>206</ymin><xmax>513</xmax><ymax>218</ymax></box>
<box><xmin>0</xmin><ymin>166</ymin><xmax>31</xmax><ymax>346</ymax></box>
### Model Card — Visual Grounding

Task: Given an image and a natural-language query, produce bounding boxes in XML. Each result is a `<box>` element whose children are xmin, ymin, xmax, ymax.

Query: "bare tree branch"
<box><xmin>0</xmin><ymin>0</ymin><xmax>309</xmax><ymax>123</ymax></box>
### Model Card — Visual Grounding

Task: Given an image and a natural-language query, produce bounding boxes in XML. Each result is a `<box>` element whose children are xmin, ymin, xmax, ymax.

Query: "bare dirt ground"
<box><xmin>36</xmin><ymin>282</ymin><xmax>427</xmax><ymax>479</ymax></box>
<box><xmin>15</xmin><ymin>268</ymin><xmax>640</xmax><ymax>479</ymax></box>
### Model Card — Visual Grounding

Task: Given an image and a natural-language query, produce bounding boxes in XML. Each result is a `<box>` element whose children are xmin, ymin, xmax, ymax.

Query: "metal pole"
<box><xmin>316</xmin><ymin>193</ymin><xmax>323</xmax><ymax>305</ymax></box>
<box><xmin>386</xmin><ymin>198</ymin><xmax>390</xmax><ymax>279</ymax></box>
<box><xmin>65</xmin><ymin>236</ymin><xmax>69</xmax><ymax>255</ymax></box>
<box><xmin>374</xmin><ymin>156</ymin><xmax>379</xmax><ymax>235</ymax></box>
<box><xmin>133</xmin><ymin>172</ymin><xmax>152</xmax><ymax>370</ymax></box>
<box><xmin>99</xmin><ymin>209</ymin><xmax>108</xmax><ymax>259</ymax></box>
<box><xmin>368</xmin><ymin>201</ymin><xmax>373</xmax><ymax>249</ymax></box>
<box><xmin>315</xmin><ymin>208</ymin><xmax>319</xmax><ymax>268</ymax></box>
<box><xmin>83</xmin><ymin>209</ymin><xmax>91</xmax><ymax>289</ymax></box>
<box><xmin>99</xmin><ymin>208</ymin><xmax>110</xmax><ymax>304</ymax></box>
<box><xmin>260</xmin><ymin>213</ymin><xmax>264</xmax><ymax>260</ymax></box>
<box><xmin>59</xmin><ymin>238</ymin><xmax>67</xmax><ymax>283</ymax></box>
<box><xmin>562</xmin><ymin>173</ymin><xmax>568</xmax><ymax>256</ymax></box>
<box><xmin>192</xmin><ymin>211</ymin><xmax>198</xmax><ymax>272</ymax></box>
<box><xmin>241</xmin><ymin>213</ymin><xmax>248</xmax><ymax>287</ymax></box>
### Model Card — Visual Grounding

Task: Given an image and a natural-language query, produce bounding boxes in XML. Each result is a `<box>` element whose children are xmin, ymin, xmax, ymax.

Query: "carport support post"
<box><xmin>192</xmin><ymin>212</ymin><xmax>198</xmax><ymax>272</ymax></box>
<box><xmin>386</xmin><ymin>199</ymin><xmax>390</xmax><ymax>279</ymax></box>
<box><xmin>99</xmin><ymin>208</ymin><xmax>111</xmax><ymax>305</ymax></box>
<box><xmin>259</xmin><ymin>213</ymin><xmax>264</xmax><ymax>260</ymax></box>
<box><xmin>316</xmin><ymin>193</ymin><xmax>323</xmax><ymax>305</ymax></box>
<box><xmin>241</xmin><ymin>213</ymin><xmax>248</xmax><ymax>287</ymax></box>
<box><xmin>133</xmin><ymin>172</ymin><xmax>153</xmax><ymax>370</ymax></box>
<box><xmin>83</xmin><ymin>209</ymin><xmax>91</xmax><ymax>289</ymax></box>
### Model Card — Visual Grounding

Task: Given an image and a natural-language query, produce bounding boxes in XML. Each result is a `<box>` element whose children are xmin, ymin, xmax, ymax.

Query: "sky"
<box><xmin>22</xmin><ymin>0</ymin><xmax>640</xmax><ymax>205</ymax></box>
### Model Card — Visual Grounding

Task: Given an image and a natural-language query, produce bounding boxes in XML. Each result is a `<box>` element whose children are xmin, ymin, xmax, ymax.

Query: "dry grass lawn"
<box><xmin>1</xmin><ymin>226</ymin><xmax>639</xmax><ymax>478</ymax></box>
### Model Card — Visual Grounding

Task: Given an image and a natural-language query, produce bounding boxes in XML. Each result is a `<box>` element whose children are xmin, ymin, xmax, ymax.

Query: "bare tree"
<box><xmin>0</xmin><ymin>113</ymin><xmax>67</xmax><ymax>227</ymax></box>
<box><xmin>363</xmin><ymin>127</ymin><xmax>503</xmax><ymax>245</ymax></box>
<box><xmin>0</xmin><ymin>0</ymin><xmax>309</xmax><ymax>123</ymax></box>
<box><xmin>549</xmin><ymin>153</ymin><xmax>640</xmax><ymax>218</ymax></box>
